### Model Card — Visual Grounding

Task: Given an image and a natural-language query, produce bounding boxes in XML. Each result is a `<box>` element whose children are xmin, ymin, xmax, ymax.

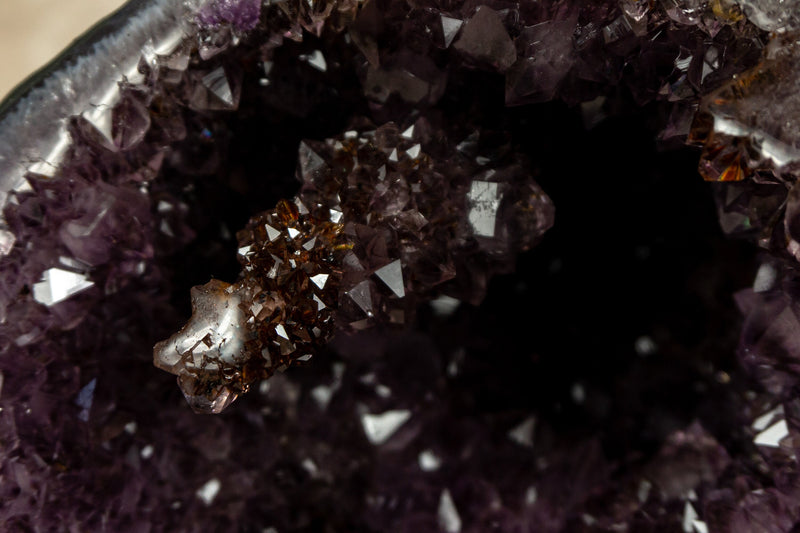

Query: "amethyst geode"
<box><xmin>1</xmin><ymin>0</ymin><xmax>799</xmax><ymax>531</ymax></box>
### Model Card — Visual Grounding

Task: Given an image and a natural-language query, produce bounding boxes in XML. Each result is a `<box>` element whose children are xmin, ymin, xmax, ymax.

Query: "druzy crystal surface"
<box><xmin>154</xmin><ymin>122</ymin><xmax>553</xmax><ymax>410</ymax></box>
<box><xmin>1</xmin><ymin>0</ymin><xmax>800</xmax><ymax>531</ymax></box>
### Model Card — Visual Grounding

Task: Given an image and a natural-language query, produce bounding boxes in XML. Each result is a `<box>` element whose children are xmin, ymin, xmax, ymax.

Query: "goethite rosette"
<box><xmin>4</xmin><ymin>0</ymin><xmax>800</xmax><ymax>531</ymax></box>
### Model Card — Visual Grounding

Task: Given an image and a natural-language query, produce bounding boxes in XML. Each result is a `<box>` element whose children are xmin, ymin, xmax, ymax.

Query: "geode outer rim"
<box><xmin>0</xmin><ymin>0</ymin><xmax>205</xmax><ymax>208</ymax></box>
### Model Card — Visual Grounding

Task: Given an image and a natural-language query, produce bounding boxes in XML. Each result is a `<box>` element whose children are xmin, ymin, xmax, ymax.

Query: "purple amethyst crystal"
<box><xmin>3</xmin><ymin>0</ymin><xmax>800</xmax><ymax>531</ymax></box>
<box><xmin>454</xmin><ymin>6</ymin><xmax>517</xmax><ymax>72</ymax></box>
<box><xmin>198</xmin><ymin>0</ymin><xmax>262</xmax><ymax>31</ymax></box>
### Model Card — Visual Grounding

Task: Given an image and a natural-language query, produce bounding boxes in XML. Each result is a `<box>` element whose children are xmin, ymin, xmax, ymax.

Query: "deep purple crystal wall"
<box><xmin>1</xmin><ymin>0</ymin><xmax>799</xmax><ymax>531</ymax></box>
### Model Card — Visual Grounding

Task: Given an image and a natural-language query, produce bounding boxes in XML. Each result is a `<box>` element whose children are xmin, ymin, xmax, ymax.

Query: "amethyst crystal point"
<box><xmin>453</xmin><ymin>6</ymin><xmax>517</xmax><ymax>72</ymax></box>
<box><xmin>506</xmin><ymin>19</ymin><xmax>576</xmax><ymax>105</ymax></box>
<box><xmin>736</xmin><ymin>266</ymin><xmax>800</xmax><ymax>396</ymax></box>
<box><xmin>735</xmin><ymin>0</ymin><xmax>800</xmax><ymax>31</ymax></box>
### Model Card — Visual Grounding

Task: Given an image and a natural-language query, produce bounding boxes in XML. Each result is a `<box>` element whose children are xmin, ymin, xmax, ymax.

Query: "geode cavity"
<box><xmin>1</xmin><ymin>0</ymin><xmax>799</xmax><ymax>532</ymax></box>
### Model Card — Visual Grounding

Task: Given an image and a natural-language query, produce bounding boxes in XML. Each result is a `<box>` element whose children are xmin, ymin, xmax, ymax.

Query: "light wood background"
<box><xmin>0</xmin><ymin>0</ymin><xmax>127</xmax><ymax>99</ymax></box>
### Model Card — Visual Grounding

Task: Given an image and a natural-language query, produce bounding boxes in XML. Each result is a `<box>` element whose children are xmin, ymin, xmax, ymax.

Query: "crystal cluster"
<box><xmin>3</xmin><ymin>0</ymin><xmax>800</xmax><ymax>531</ymax></box>
<box><xmin>198</xmin><ymin>0</ymin><xmax>262</xmax><ymax>31</ymax></box>
<box><xmin>155</xmin><ymin>199</ymin><xmax>344</xmax><ymax>412</ymax></box>
<box><xmin>298</xmin><ymin>122</ymin><xmax>554</xmax><ymax>318</ymax></box>
<box><xmin>156</xmin><ymin>121</ymin><xmax>553</xmax><ymax>411</ymax></box>
<box><xmin>691</xmin><ymin>34</ymin><xmax>800</xmax><ymax>183</ymax></box>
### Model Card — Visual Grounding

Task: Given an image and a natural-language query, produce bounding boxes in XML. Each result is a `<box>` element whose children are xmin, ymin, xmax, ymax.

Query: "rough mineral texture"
<box><xmin>691</xmin><ymin>33</ymin><xmax>800</xmax><ymax>183</ymax></box>
<box><xmin>154</xmin><ymin>198</ymin><xmax>345</xmax><ymax>412</ymax></box>
<box><xmin>3</xmin><ymin>0</ymin><xmax>800</xmax><ymax>531</ymax></box>
<box><xmin>155</xmin><ymin>120</ymin><xmax>553</xmax><ymax>411</ymax></box>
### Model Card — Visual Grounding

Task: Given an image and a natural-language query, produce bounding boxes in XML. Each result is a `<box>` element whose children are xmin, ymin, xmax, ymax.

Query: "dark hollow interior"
<box><xmin>155</xmin><ymin>33</ymin><xmax>759</xmax><ymax>460</ymax></box>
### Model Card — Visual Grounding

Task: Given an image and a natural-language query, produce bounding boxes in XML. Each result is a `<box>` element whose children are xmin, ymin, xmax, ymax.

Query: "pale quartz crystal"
<box><xmin>694</xmin><ymin>35</ymin><xmax>800</xmax><ymax>180</ymax></box>
<box><xmin>361</xmin><ymin>409</ymin><xmax>412</xmax><ymax>445</ymax></box>
<box><xmin>736</xmin><ymin>0</ymin><xmax>800</xmax><ymax>31</ymax></box>
<box><xmin>32</xmin><ymin>267</ymin><xmax>94</xmax><ymax>307</ymax></box>
<box><xmin>154</xmin><ymin>280</ymin><xmax>250</xmax><ymax>413</ymax></box>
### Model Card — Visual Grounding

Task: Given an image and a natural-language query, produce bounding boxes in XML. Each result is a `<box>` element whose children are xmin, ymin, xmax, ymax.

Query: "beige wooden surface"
<box><xmin>0</xmin><ymin>0</ymin><xmax>127</xmax><ymax>99</ymax></box>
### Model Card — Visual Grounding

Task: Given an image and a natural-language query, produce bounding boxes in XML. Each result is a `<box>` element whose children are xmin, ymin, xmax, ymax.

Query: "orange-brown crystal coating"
<box><xmin>691</xmin><ymin>35</ymin><xmax>800</xmax><ymax>182</ymax></box>
<box><xmin>153</xmin><ymin>198</ymin><xmax>345</xmax><ymax>412</ymax></box>
<box><xmin>235</xmin><ymin>199</ymin><xmax>345</xmax><ymax>372</ymax></box>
